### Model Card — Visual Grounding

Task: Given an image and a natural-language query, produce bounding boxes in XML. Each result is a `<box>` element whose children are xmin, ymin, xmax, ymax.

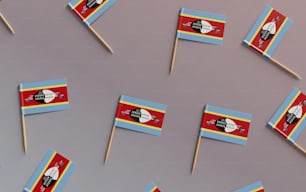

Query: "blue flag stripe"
<box><xmin>201</xmin><ymin>130</ymin><xmax>247</xmax><ymax>145</ymax></box>
<box><xmin>120</xmin><ymin>95</ymin><xmax>167</xmax><ymax>111</ymax></box>
<box><xmin>114</xmin><ymin>120</ymin><xmax>161</xmax><ymax>136</ymax></box>
<box><xmin>233</xmin><ymin>181</ymin><xmax>264</xmax><ymax>192</ymax></box>
<box><xmin>22</xmin><ymin>104</ymin><xmax>70</xmax><ymax>115</ymax></box>
<box><xmin>181</xmin><ymin>8</ymin><xmax>226</xmax><ymax>21</ymax></box>
<box><xmin>177</xmin><ymin>32</ymin><xmax>223</xmax><ymax>45</ymax></box>
<box><xmin>205</xmin><ymin>105</ymin><xmax>252</xmax><ymax>121</ymax></box>
<box><xmin>143</xmin><ymin>182</ymin><xmax>158</xmax><ymax>192</ymax></box>
<box><xmin>19</xmin><ymin>79</ymin><xmax>67</xmax><ymax>90</ymax></box>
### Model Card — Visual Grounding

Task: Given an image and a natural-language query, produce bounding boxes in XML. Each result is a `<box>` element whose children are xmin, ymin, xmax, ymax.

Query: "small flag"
<box><xmin>177</xmin><ymin>8</ymin><xmax>226</xmax><ymax>45</ymax></box>
<box><xmin>170</xmin><ymin>8</ymin><xmax>226</xmax><ymax>74</ymax></box>
<box><xmin>268</xmin><ymin>88</ymin><xmax>306</xmax><ymax>144</ymax></box>
<box><xmin>68</xmin><ymin>0</ymin><xmax>116</xmax><ymax>53</ymax></box>
<box><xmin>104</xmin><ymin>95</ymin><xmax>167</xmax><ymax>162</ymax></box>
<box><xmin>24</xmin><ymin>149</ymin><xmax>75</xmax><ymax>192</ymax></box>
<box><xmin>143</xmin><ymin>182</ymin><xmax>160</xmax><ymax>192</ymax></box>
<box><xmin>201</xmin><ymin>105</ymin><xmax>252</xmax><ymax>145</ymax></box>
<box><xmin>233</xmin><ymin>181</ymin><xmax>264</xmax><ymax>192</ymax></box>
<box><xmin>192</xmin><ymin>104</ymin><xmax>252</xmax><ymax>173</ymax></box>
<box><xmin>114</xmin><ymin>95</ymin><xmax>167</xmax><ymax>136</ymax></box>
<box><xmin>244</xmin><ymin>5</ymin><xmax>292</xmax><ymax>58</ymax></box>
<box><xmin>19</xmin><ymin>79</ymin><xmax>69</xmax><ymax>115</ymax></box>
<box><xmin>68</xmin><ymin>0</ymin><xmax>116</xmax><ymax>26</ymax></box>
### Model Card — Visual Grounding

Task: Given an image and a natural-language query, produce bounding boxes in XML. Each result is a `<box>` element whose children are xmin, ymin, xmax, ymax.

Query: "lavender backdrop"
<box><xmin>0</xmin><ymin>0</ymin><xmax>305</xmax><ymax>191</ymax></box>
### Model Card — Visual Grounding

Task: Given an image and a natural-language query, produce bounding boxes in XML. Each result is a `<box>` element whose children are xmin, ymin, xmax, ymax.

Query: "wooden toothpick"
<box><xmin>170</xmin><ymin>37</ymin><xmax>178</xmax><ymax>75</ymax></box>
<box><xmin>0</xmin><ymin>11</ymin><xmax>15</xmax><ymax>34</ymax></box>
<box><xmin>191</xmin><ymin>134</ymin><xmax>202</xmax><ymax>174</ymax></box>
<box><xmin>21</xmin><ymin>114</ymin><xmax>27</xmax><ymax>153</ymax></box>
<box><xmin>104</xmin><ymin>124</ymin><xmax>116</xmax><ymax>163</ymax></box>
<box><xmin>269</xmin><ymin>57</ymin><xmax>301</xmax><ymax>79</ymax></box>
<box><xmin>292</xmin><ymin>142</ymin><xmax>306</xmax><ymax>155</ymax></box>
<box><xmin>88</xmin><ymin>25</ymin><xmax>114</xmax><ymax>54</ymax></box>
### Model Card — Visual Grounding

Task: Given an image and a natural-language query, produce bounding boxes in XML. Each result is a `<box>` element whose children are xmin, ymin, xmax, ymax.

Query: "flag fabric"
<box><xmin>24</xmin><ymin>149</ymin><xmax>75</xmax><ymax>192</ymax></box>
<box><xmin>176</xmin><ymin>8</ymin><xmax>226</xmax><ymax>45</ymax></box>
<box><xmin>68</xmin><ymin>0</ymin><xmax>116</xmax><ymax>26</ymax></box>
<box><xmin>114</xmin><ymin>95</ymin><xmax>167</xmax><ymax>136</ymax></box>
<box><xmin>201</xmin><ymin>105</ymin><xmax>252</xmax><ymax>145</ymax></box>
<box><xmin>19</xmin><ymin>79</ymin><xmax>69</xmax><ymax>115</ymax></box>
<box><xmin>143</xmin><ymin>182</ymin><xmax>160</xmax><ymax>192</ymax></box>
<box><xmin>268</xmin><ymin>88</ymin><xmax>306</xmax><ymax>144</ymax></box>
<box><xmin>243</xmin><ymin>5</ymin><xmax>292</xmax><ymax>58</ymax></box>
<box><xmin>233</xmin><ymin>181</ymin><xmax>264</xmax><ymax>192</ymax></box>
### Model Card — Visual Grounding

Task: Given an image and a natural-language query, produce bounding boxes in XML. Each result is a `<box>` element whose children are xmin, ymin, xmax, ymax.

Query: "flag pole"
<box><xmin>0</xmin><ymin>11</ymin><xmax>15</xmax><ymax>34</ymax></box>
<box><xmin>87</xmin><ymin>25</ymin><xmax>114</xmax><ymax>54</ymax></box>
<box><xmin>191</xmin><ymin>134</ymin><xmax>201</xmax><ymax>174</ymax></box>
<box><xmin>170</xmin><ymin>38</ymin><xmax>178</xmax><ymax>75</ymax></box>
<box><xmin>269</xmin><ymin>57</ymin><xmax>301</xmax><ymax>79</ymax></box>
<box><xmin>21</xmin><ymin>114</ymin><xmax>27</xmax><ymax>153</ymax></box>
<box><xmin>104</xmin><ymin>124</ymin><xmax>116</xmax><ymax>163</ymax></box>
<box><xmin>292</xmin><ymin>142</ymin><xmax>306</xmax><ymax>155</ymax></box>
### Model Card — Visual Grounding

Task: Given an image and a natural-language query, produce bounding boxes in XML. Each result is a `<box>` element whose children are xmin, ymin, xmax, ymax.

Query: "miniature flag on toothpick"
<box><xmin>201</xmin><ymin>105</ymin><xmax>252</xmax><ymax>145</ymax></box>
<box><xmin>24</xmin><ymin>149</ymin><xmax>75</xmax><ymax>192</ymax></box>
<box><xmin>233</xmin><ymin>181</ymin><xmax>264</xmax><ymax>192</ymax></box>
<box><xmin>68</xmin><ymin>0</ymin><xmax>116</xmax><ymax>53</ymax></box>
<box><xmin>19</xmin><ymin>78</ymin><xmax>69</xmax><ymax>153</ymax></box>
<box><xmin>143</xmin><ymin>182</ymin><xmax>160</xmax><ymax>192</ymax></box>
<box><xmin>0</xmin><ymin>11</ymin><xmax>15</xmax><ymax>34</ymax></box>
<box><xmin>170</xmin><ymin>8</ymin><xmax>226</xmax><ymax>74</ymax></box>
<box><xmin>268</xmin><ymin>88</ymin><xmax>306</xmax><ymax>155</ymax></box>
<box><xmin>105</xmin><ymin>95</ymin><xmax>167</xmax><ymax>162</ymax></box>
<box><xmin>243</xmin><ymin>5</ymin><xmax>301</xmax><ymax>79</ymax></box>
<box><xmin>192</xmin><ymin>105</ymin><xmax>252</xmax><ymax>173</ymax></box>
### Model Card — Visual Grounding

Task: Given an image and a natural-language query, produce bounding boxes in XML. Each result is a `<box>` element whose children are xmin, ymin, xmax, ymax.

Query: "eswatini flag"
<box><xmin>201</xmin><ymin>105</ymin><xmax>252</xmax><ymax>145</ymax></box>
<box><xmin>244</xmin><ymin>5</ymin><xmax>292</xmax><ymax>58</ymax></box>
<box><xmin>268</xmin><ymin>88</ymin><xmax>306</xmax><ymax>144</ymax></box>
<box><xmin>143</xmin><ymin>182</ymin><xmax>160</xmax><ymax>192</ymax></box>
<box><xmin>68</xmin><ymin>0</ymin><xmax>116</xmax><ymax>26</ymax></box>
<box><xmin>114</xmin><ymin>95</ymin><xmax>167</xmax><ymax>136</ymax></box>
<box><xmin>19</xmin><ymin>79</ymin><xmax>69</xmax><ymax>115</ymax></box>
<box><xmin>233</xmin><ymin>181</ymin><xmax>264</xmax><ymax>192</ymax></box>
<box><xmin>24</xmin><ymin>149</ymin><xmax>75</xmax><ymax>192</ymax></box>
<box><xmin>177</xmin><ymin>8</ymin><xmax>226</xmax><ymax>45</ymax></box>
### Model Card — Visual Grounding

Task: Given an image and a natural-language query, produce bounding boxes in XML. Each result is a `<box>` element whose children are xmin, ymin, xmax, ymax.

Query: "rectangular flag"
<box><xmin>233</xmin><ymin>181</ymin><xmax>264</xmax><ymax>192</ymax></box>
<box><xmin>19</xmin><ymin>79</ymin><xmax>69</xmax><ymax>115</ymax></box>
<box><xmin>143</xmin><ymin>182</ymin><xmax>160</xmax><ymax>192</ymax></box>
<box><xmin>176</xmin><ymin>8</ymin><xmax>226</xmax><ymax>45</ymax></box>
<box><xmin>201</xmin><ymin>105</ymin><xmax>252</xmax><ymax>145</ymax></box>
<box><xmin>68</xmin><ymin>0</ymin><xmax>116</xmax><ymax>26</ymax></box>
<box><xmin>268</xmin><ymin>88</ymin><xmax>306</xmax><ymax>144</ymax></box>
<box><xmin>24</xmin><ymin>149</ymin><xmax>75</xmax><ymax>192</ymax></box>
<box><xmin>244</xmin><ymin>5</ymin><xmax>292</xmax><ymax>58</ymax></box>
<box><xmin>114</xmin><ymin>95</ymin><xmax>167</xmax><ymax>136</ymax></box>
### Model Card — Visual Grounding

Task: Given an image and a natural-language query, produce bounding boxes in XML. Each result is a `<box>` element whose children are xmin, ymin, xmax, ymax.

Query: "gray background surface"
<box><xmin>0</xmin><ymin>0</ymin><xmax>305</xmax><ymax>191</ymax></box>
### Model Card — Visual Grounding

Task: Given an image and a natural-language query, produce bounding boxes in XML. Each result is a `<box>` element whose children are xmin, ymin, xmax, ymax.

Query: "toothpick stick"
<box><xmin>21</xmin><ymin>114</ymin><xmax>27</xmax><ymax>153</ymax></box>
<box><xmin>170</xmin><ymin>38</ymin><xmax>178</xmax><ymax>75</ymax></box>
<box><xmin>269</xmin><ymin>57</ymin><xmax>301</xmax><ymax>79</ymax></box>
<box><xmin>88</xmin><ymin>25</ymin><xmax>114</xmax><ymax>54</ymax></box>
<box><xmin>191</xmin><ymin>134</ymin><xmax>201</xmax><ymax>174</ymax></box>
<box><xmin>0</xmin><ymin>11</ymin><xmax>15</xmax><ymax>34</ymax></box>
<box><xmin>292</xmin><ymin>142</ymin><xmax>306</xmax><ymax>155</ymax></box>
<box><xmin>104</xmin><ymin>125</ymin><xmax>116</xmax><ymax>163</ymax></box>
